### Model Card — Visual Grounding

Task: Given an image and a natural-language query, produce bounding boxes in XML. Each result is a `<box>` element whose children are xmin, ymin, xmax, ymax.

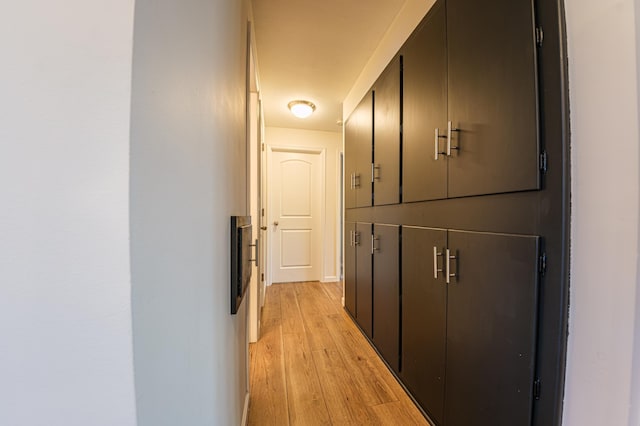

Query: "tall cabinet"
<box><xmin>343</xmin><ymin>0</ymin><xmax>568</xmax><ymax>425</ymax></box>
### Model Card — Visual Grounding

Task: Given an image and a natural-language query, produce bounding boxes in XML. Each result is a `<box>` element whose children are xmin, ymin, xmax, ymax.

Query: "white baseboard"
<box><xmin>241</xmin><ymin>392</ymin><xmax>250</xmax><ymax>426</ymax></box>
<box><xmin>321</xmin><ymin>275</ymin><xmax>339</xmax><ymax>283</ymax></box>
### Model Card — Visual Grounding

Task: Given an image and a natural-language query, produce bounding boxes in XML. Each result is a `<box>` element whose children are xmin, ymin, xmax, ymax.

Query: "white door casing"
<box><xmin>268</xmin><ymin>146</ymin><xmax>325</xmax><ymax>283</ymax></box>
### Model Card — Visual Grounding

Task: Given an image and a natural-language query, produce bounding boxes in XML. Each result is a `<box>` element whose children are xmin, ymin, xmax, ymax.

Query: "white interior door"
<box><xmin>269</xmin><ymin>147</ymin><xmax>324</xmax><ymax>283</ymax></box>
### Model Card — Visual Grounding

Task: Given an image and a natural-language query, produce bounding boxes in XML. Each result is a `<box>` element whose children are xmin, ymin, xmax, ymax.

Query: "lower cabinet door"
<box><xmin>445</xmin><ymin>230</ymin><xmax>540</xmax><ymax>426</ymax></box>
<box><xmin>356</xmin><ymin>223</ymin><xmax>373</xmax><ymax>339</ymax></box>
<box><xmin>401</xmin><ymin>226</ymin><xmax>447</xmax><ymax>425</ymax></box>
<box><xmin>372</xmin><ymin>224</ymin><xmax>400</xmax><ymax>372</ymax></box>
<box><xmin>344</xmin><ymin>222</ymin><xmax>357</xmax><ymax>318</ymax></box>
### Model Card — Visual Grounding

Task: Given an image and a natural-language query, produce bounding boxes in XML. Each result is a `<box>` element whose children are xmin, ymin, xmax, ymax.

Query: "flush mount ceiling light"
<box><xmin>288</xmin><ymin>100</ymin><xmax>316</xmax><ymax>118</ymax></box>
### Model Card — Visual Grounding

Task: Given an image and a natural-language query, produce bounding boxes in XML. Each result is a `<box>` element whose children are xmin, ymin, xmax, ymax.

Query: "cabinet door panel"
<box><xmin>373</xmin><ymin>58</ymin><xmax>401</xmax><ymax>206</ymax></box>
<box><xmin>445</xmin><ymin>230</ymin><xmax>539</xmax><ymax>426</ymax></box>
<box><xmin>344</xmin><ymin>222</ymin><xmax>357</xmax><ymax>317</ymax></box>
<box><xmin>355</xmin><ymin>223</ymin><xmax>373</xmax><ymax>338</ymax></box>
<box><xmin>345</xmin><ymin>92</ymin><xmax>373</xmax><ymax>208</ymax></box>
<box><xmin>401</xmin><ymin>226</ymin><xmax>447</xmax><ymax>425</ymax></box>
<box><xmin>447</xmin><ymin>0</ymin><xmax>539</xmax><ymax>197</ymax></box>
<box><xmin>402</xmin><ymin>1</ymin><xmax>448</xmax><ymax>202</ymax></box>
<box><xmin>344</xmin><ymin>122</ymin><xmax>357</xmax><ymax>209</ymax></box>
<box><xmin>372</xmin><ymin>224</ymin><xmax>400</xmax><ymax>372</ymax></box>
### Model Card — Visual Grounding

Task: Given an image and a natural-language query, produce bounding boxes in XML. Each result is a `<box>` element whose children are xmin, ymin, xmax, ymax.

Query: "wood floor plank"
<box><xmin>321</xmin><ymin>281</ymin><xmax>343</xmax><ymax>304</ymax></box>
<box><xmin>292</xmin><ymin>282</ymin><xmax>325</xmax><ymax>317</ymax></box>
<box><xmin>280</xmin><ymin>284</ymin><xmax>305</xmax><ymax>335</ymax></box>
<box><xmin>262</xmin><ymin>283</ymin><xmax>282</xmax><ymax>323</ymax></box>
<box><xmin>323</xmin><ymin>313</ymin><xmax>379</xmax><ymax>360</ymax></box>
<box><xmin>323</xmin><ymin>313</ymin><xmax>399</xmax><ymax>406</ymax></box>
<box><xmin>247</xmin><ymin>317</ymin><xmax>289</xmax><ymax>426</ymax></box>
<box><xmin>311</xmin><ymin>348</ymin><xmax>377</xmax><ymax>425</ymax></box>
<box><xmin>301</xmin><ymin>313</ymin><xmax>337</xmax><ymax>352</ymax></box>
<box><xmin>305</xmin><ymin>282</ymin><xmax>339</xmax><ymax>315</ymax></box>
<box><xmin>282</xmin><ymin>332</ymin><xmax>332</xmax><ymax>425</ymax></box>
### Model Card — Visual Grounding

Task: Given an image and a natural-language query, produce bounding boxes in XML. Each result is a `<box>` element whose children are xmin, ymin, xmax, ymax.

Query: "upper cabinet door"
<box><xmin>344</xmin><ymin>116</ymin><xmax>357</xmax><ymax>209</ymax></box>
<box><xmin>445</xmin><ymin>230</ymin><xmax>539</xmax><ymax>426</ymax></box>
<box><xmin>402</xmin><ymin>1</ymin><xmax>448</xmax><ymax>203</ymax></box>
<box><xmin>447</xmin><ymin>0</ymin><xmax>540</xmax><ymax>198</ymax></box>
<box><xmin>345</xmin><ymin>92</ymin><xmax>373</xmax><ymax>208</ymax></box>
<box><xmin>373</xmin><ymin>57</ymin><xmax>401</xmax><ymax>206</ymax></box>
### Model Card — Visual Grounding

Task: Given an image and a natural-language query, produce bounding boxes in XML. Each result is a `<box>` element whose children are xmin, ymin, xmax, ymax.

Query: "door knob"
<box><xmin>260</xmin><ymin>226</ymin><xmax>267</xmax><ymax>231</ymax></box>
<box><xmin>273</xmin><ymin>221</ymin><xmax>279</xmax><ymax>226</ymax></box>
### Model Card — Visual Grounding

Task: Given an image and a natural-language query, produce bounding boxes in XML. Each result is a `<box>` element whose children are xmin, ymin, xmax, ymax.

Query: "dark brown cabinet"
<box><xmin>355</xmin><ymin>222</ymin><xmax>373</xmax><ymax>339</ymax></box>
<box><xmin>401</xmin><ymin>0</ymin><xmax>541</xmax><ymax>203</ymax></box>
<box><xmin>343</xmin><ymin>0</ymin><xmax>567</xmax><ymax>425</ymax></box>
<box><xmin>372</xmin><ymin>224</ymin><xmax>400</xmax><ymax>372</ymax></box>
<box><xmin>345</xmin><ymin>93</ymin><xmax>373</xmax><ymax>209</ymax></box>
<box><xmin>402</xmin><ymin>226</ymin><xmax>447</xmax><ymax>424</ymax></box>
<box><xmin>402</xmin><ymin>226</ymin><xmax>540</xmax><ymax>426</ymax></box>
<box><xmin>444</xmin><ymin>230</ymin><xmax>539</xmax><ymax>426</ymax></box>
<box><xmin>402</xmin><ymin>1</ymin><xmax>448</xmax><ymax>202</ymax></box>
<box><xmin>344</xmin><ymin>221</ymin><xmax>357</xmax><ymax>318</ymax></box>
<box><xmin>446</xmin><ymin>0</ymin><xmax>540</xmax><ymax>197</ymax></box>
<box><xmin>373</xmin><ymin>58</ymin><xmax>401</xmax><ymax>206</ymax></box>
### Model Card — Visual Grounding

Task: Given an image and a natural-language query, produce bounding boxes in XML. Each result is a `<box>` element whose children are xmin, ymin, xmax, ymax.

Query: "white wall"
<box><xmin>129</xmin><ymin>0</ymin><xmax>251</xmax><ymax>424</ymax></box>
<box><xmin>0</xmin><ymin>1</ymin><xmax>137</xmax><ymax>425</ymax></box>
<box><xmin>265</xmin><ymin>127</ymin><xmax>342</xmax><ymax>282</ymax></box>
<box><xmin>563</xmin><ymin>1</ymin><xmax>640</xmax><ymax>425</ymax></box>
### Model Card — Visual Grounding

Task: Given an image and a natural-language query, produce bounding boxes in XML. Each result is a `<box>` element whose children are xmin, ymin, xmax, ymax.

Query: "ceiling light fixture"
<box><xmin>288</xmin><ymin>100</ymin><xmax>316</xmax><ymax>118</ymax></box>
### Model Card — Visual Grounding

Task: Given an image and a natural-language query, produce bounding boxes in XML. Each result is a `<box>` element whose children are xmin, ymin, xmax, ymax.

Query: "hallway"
<box><xmin>248</xmin><ymin>282</ymin><xmax>429</xmax><ymax>425</ymax></box>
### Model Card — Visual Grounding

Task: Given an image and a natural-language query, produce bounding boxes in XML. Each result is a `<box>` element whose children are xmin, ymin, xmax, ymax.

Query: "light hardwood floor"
<box><xmin>248</xmin><ymin>281</ymin><xmax>430</xmax><ymax>426</ymax></box>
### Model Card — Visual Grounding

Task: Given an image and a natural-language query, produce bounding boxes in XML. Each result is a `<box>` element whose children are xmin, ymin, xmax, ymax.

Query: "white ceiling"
<box><xmin>251</xmin><ymin>0</ymin><xmax>408</xmax><ymax>132</ymax></box>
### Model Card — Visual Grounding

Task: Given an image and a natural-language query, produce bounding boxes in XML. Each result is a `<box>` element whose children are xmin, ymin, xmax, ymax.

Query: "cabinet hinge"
<box><xmin>539</xmin><ymin>151</ymin><xmax>548</xmax><ymax>173</ymax></box>
<box><xmin>371</xmin><ymin>163</ymin><xmax>375</xmax><ymax>183</ymax></box>
<box><xmin>261</xmin><ymin>143</ymin><xmax>265</xmax><ymax>152</ymax></box>
<box><xmin>538</xmin><ymin>253</ymin><xmax>547</xmax><ymax>275</ymax></box>
<box><xmin>261</xmin><ymin>208</ymin><xmax>265</xmax><ymax>217</ymax></box>
<box><xmin>535</xmin><ymin>26</ymin><xmax>544</xmax><ymax>47</ymax></box>
<box><xmin>261</xmin><ymin>273</ymin><xmax>264</xmax><ymax>282</ymax></box>
<box><xmin>533</xmin><ymin>378</ymin><xmax>541</xmax><ymax>400</ymax></box>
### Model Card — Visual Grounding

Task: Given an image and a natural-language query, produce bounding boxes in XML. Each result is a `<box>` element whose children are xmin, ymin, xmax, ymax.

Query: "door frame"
<box><xmin>265</xmin><ymin>144</ymin><xmax>326</xmax><ymax>285</ymax></box>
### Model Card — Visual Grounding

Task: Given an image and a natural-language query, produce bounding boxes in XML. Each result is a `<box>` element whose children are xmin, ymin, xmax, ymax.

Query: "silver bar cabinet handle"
<box><xmin>446</xmin><ymin>248</ymin><xmax>457</xmax><ymax>284</ymax></box>
<box><xmin>435</xmin><ymin>128</ymin><xmax>447</xmax><ymax>160</ymax></box>
<box><xmin>447</xmin><ymin>121</ymin><xmax>460</xmax><ymax>156</ymax></box>
<box><xmin>433</xmin><ymin>246</ymin><xmax>443</xmax><ymax>279</ymax></box>
<box><xmin>373</xmin><ymin>164</ymin><xmax>381</xmax><ymax>181</ymax></box>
